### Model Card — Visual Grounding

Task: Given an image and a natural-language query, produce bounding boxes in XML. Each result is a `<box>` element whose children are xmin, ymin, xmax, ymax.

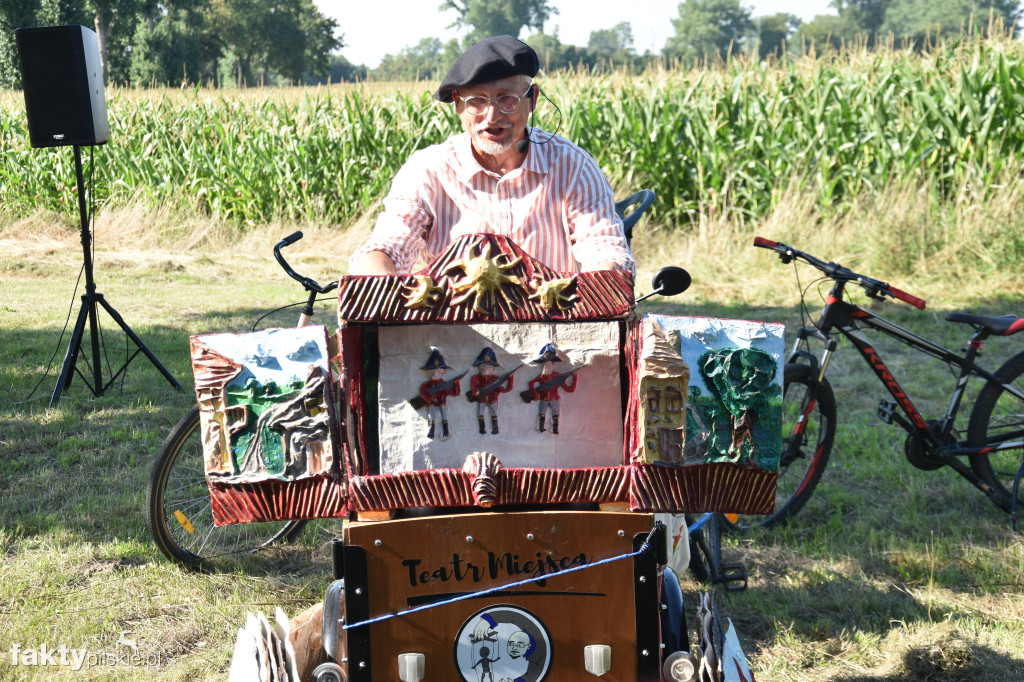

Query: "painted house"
<box><xmin>637</xmin><ymin>321</ymin><xmax>690</xmax><ymax>465</ymax></box>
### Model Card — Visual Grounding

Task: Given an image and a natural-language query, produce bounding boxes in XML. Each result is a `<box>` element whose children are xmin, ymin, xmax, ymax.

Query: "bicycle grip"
<box><xmin>888</xmin><ymin>286</ymin><xmax>926</xmax><ymax>310</ymax></box>
<box><xmin>279</xmin><ymin>231</ymin><xmax>304</xmax><ymax>247</ymax></box>
<box><xmin>753</xmin><ymin>236</ymin><xmax>778</xmax><ymax>249</ymax></box>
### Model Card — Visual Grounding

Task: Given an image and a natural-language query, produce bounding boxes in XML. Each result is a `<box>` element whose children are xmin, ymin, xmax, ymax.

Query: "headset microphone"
<box><xmin>515</xmin><ymin>85</ymin><xmax>561</xmax><ymax>155</ymax></box>
<box><xmin>515</xmin><ymin>132</ymin><xmax>529</xmax><ymax>154</ymax></box>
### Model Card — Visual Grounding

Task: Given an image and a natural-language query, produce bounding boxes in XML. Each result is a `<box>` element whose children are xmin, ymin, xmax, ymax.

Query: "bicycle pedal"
<box><xmin>714</xmin><ymin>563</ymin><xmax>748</xmax><ymax>592</ymax></box>
<box><xmin>877</xmin><ymin>399</ymin><xmax>898</xmax><ymax>424</ymax></box>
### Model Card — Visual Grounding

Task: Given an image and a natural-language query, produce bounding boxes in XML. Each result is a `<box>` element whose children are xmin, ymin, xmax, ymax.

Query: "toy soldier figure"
<box><xmin>527</xmin><ymin>343</ymin><xmax>578</xmax><ymax>435</ymax></box>
<box><xmin>468</xmin><ymin>347</ymin><xmax>516</xmax><ymax>435</ymax></box>
<box><xmin>419</xmin><ymin>349</ymin><xmax>461</xmax><ymax>440</ymax></box>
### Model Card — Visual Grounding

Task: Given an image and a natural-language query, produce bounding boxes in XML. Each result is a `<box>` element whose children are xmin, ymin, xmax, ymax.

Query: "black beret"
<box><xmin>434</xmin><ymin>36</ymin><xmax>539</xmax><ymax>103</ymax></box>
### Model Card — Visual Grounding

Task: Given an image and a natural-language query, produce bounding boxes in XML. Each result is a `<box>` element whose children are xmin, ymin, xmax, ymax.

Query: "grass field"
<box><xmin>1</xmin><ymin>199</ymin><xmax>1022</xmax><ymax>680</ymax></box>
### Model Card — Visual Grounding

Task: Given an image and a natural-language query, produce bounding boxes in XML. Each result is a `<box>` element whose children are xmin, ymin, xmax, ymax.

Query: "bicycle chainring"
<box><xmin>903</xmin><ymin>420</ymin><xmax>948</xmax><ymax>471</ymax></box>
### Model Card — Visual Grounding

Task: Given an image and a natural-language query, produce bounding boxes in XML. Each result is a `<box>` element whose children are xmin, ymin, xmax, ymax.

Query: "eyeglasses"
<box><xmin>456</xmin><ymin>86</ymin><xmax>533</xmax><ymax>115</ymax></box>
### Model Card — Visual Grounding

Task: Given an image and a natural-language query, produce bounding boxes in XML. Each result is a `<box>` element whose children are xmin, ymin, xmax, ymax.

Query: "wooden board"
<box><xmin>344</xmin><ymin>511</ymin><xmax>656</xmax><ymax>682</ymax></box>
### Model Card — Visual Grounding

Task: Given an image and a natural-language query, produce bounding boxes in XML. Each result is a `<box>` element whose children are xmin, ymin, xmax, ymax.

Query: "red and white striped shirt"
<box><xmin>350</xmin><ymin>131</ymin><xmax>635</xmax><ymax>274</ymax></box>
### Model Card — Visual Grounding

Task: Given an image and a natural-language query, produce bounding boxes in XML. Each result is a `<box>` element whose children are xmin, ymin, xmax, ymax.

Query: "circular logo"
<box><xmin>453</xmin><ymin>605</ymin><xmax>553</xmax><ymax>682</ymax></box>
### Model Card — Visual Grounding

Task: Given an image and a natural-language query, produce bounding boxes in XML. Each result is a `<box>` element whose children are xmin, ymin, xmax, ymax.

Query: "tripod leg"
<box><xmin>98</xmin><ymin>295</ymin><xmax>183</xmax><ymax>391</ymax></box>
<box><xmin>50</xmin><ymin>298</ymin><xmax>91</xmax><ymax>407</ymax></box>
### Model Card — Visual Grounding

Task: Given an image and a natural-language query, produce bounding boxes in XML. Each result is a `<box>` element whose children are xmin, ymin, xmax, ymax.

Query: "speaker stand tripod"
<box><xmin>49</xmin><ymin>145</ymin><xmax>182</xmax><ymax>407</ymax></box>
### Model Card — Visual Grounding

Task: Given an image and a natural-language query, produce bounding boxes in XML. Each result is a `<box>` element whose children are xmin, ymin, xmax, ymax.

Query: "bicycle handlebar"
<box><xmin>753</xmin><ymin>237</ymin><xmax>926</xmax><ymax>310</ymax></box>
<box><xmin>273</xmin><ymin>232</ymin><xmax>338</xmax><ymax>295</ymax></box>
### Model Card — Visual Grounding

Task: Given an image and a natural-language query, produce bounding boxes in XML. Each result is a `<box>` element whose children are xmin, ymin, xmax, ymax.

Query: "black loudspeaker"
<box><xmin>15</xmin><ymin>25</ymin><xmax>110</xmax><ymax>148</ymax></box>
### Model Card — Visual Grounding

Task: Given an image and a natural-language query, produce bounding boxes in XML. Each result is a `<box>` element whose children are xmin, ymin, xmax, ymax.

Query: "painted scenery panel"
<box><xmin>376</xmin><ymin>321</ymin><xmax>623</xmax><ymax>473</ymax></box>
<box><xmin>190</xmin><ymin>326</ymin><xmax>335</xmax><ymax>485</ymax></box>
<box><xmin>643</xmin><ymin>315</ymin><xmax>784</xmax><ymax>472</ymax></box>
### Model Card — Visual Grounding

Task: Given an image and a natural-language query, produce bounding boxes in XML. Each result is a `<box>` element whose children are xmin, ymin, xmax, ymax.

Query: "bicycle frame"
<box><xmin>794</xmin><ymin>279</ymin><xmax>1024</xmax><ymax>492</ymax></box>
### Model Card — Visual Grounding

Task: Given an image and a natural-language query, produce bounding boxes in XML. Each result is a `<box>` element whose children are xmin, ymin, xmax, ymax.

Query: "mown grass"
<box><xmin>1</xmin><ymin>196</ymin><xmax>1022</xmax><ymax>680</ymax></box>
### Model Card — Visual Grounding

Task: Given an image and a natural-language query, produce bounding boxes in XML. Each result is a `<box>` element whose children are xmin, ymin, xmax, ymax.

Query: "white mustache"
<box><xmin>475</xmin><ymin>123</ymin><xmax>512</xmax><ymax>133</ymax></box>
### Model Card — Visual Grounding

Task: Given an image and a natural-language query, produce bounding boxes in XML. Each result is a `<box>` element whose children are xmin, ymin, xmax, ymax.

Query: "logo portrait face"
<box><xmin>506</xmin><ymin>630</ymin><xmax>532</xmax><ymax>659</ymax></box>
<box><xmin>454</xmin><ymin>605</ymin><xmax>552</xmax><ymax>682</ymax></box>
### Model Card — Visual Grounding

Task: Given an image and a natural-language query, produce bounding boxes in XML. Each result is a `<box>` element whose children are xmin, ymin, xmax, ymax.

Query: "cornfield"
<box><xmin>2</xmin><ymin>37</ymin><xmax>1024</xmax><ymax>245</ymax></box>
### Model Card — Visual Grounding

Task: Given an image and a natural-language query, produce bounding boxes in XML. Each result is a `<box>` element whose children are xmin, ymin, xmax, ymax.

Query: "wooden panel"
<box><xmin>344</xmin><ymin>511</ymin><xmax>655</xmax><ymax>682</ymax></box>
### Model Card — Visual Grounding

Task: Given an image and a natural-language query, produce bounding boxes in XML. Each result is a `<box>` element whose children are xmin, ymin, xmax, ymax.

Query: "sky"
<box><xmin>315</xmin><ymin>0</ymin><xmax>836</xmax><ymax>69</ymax></box>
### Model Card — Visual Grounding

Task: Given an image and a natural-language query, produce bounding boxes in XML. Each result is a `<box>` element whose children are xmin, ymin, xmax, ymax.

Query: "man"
<box><xmin>351</xmin><ymin>35</ymin><xmax>634</xmax><ymax>276</ymax></box>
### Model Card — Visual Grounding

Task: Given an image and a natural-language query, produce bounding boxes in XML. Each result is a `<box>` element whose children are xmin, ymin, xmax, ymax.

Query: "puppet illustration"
<box><xmin>467</xmin><ymin>347</ymin><xmax>520</xmax><ymax>435</ymax></box>
<box><xmin>522</xmin><ymin>343</ymin><xmax>580</xmax><ymax>435</ymax></box>
<box><xmin>412</xmin><ymin>349</ymin><xmax>463</xmax><ymax>440</ymax></box>
<box><xmin>472</xmin><ymin>645</ymin><xmax>500</xmax><ymax>682</ymax></box>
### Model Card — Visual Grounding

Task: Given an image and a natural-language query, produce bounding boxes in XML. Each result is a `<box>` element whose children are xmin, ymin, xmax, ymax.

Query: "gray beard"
<box><xmin>472</xmin><ymin>128</ymin><xmax>516</xmax><ymax>156</ymax></box>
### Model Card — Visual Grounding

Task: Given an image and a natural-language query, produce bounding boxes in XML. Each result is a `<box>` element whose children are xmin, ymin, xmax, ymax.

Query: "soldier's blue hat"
<box><xmin>532</xmin><ymin>343</ymin><xmax>560</xmax><ymax>364</ymax></box>
<box><xmin>473</xmin><ymin>347</ymin><xmax>500</xmax><ymax>367</ymax></box>
<box><xmin>421</xmin><ymin>349</ymin><xmax>451</xmax><ymax>370</ymax></box>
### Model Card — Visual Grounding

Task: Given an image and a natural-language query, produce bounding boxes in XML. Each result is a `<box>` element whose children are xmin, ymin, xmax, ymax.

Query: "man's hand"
<box><xmin>354</xmin><ymin>250</ymin><xmax>398</xmax><ymax>275</ymax></box>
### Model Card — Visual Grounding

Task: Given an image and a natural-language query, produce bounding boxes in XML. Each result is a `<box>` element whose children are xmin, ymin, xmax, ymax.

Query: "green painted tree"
<box><xmin>698</xmin><ymin>347</ymin><xmax>781</xmax><ymax>467</ymax></box>
<box><xmin>440</xmin><ymin>0</ymin><xmax>557</xmax><ymax>43</ymax></box>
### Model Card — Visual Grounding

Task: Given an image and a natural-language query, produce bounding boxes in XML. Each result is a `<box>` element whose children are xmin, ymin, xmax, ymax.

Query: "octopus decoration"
<box><xmin>443</xmin><ymin>242</ymin><xmax>523</xmax><ymax>314</ymax></box>
<box><xmin>528</xmin><ymin>275</ymin><xmax>578</xmax><ymax>312</ymax></box>
<box><xmin>402</xmin><ymin>275</ymin><xmax>444</xmax><ymax>310</ymax></box>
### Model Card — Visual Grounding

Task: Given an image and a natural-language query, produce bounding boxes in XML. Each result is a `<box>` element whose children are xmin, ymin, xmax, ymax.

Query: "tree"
<box><xmin>214</xmin><ymin>0</ymin><xmax>339</xmax><ymax>86</ymax></box>
<box><xmin>881</xmin><ymin>0</ymin><xmax>1021</xmax><ymax>45</ymax></box>
<box><xmin>792</xmin><ymin>13</ymin><xmax>846</xmax><ymax>53</ymax></box>
<box><xmin>523</xmin><ymin>30</ymin><xmax>592</xmax><ymax>72</ymax></box>
<box><xmin>664</xmin><ymin>0</ymin><xmax>754</xmax><ymax>64</ymax></box>
<box><xmin>440</xmin><ymin>0</ymin><xmax>556</xmax><ymax>43</ymax></box>
<box><xmin>130</xmin><ymin>7</ymin><xmax>203</xmax><ymax>84</ymax></box>
<box><xmin>1</xmin><ymin>0</ymin><xmax>91</xmax><ymax>86</ymax></box>
<box><xmin>754</xmin><ymin>12</ymin><xmax>800</xmax><ymax>59</ymax></box>
<box><xmin>587</xmin><ymin>21</ymin><xmax>634</xmax><ymax>65</ymax></box>
<box><xmin>373</xmin><ymin>37</ymin><xmax>461</xmax><ymax>81</ymax></box>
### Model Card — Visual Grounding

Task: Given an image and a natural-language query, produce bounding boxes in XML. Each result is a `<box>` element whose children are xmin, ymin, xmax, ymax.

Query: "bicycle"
<box><xmin>723</xmin><ymin>237</ymin><xmax>1024</xmax><ymax>531</ymax></box>
<box><xmin>145</xmin><ymin>232</ymin><xmax>338</xmax><ymax>568</ymax></box>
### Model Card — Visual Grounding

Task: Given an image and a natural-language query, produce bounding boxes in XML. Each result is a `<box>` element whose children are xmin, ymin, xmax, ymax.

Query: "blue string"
<box><xmin>342</xmin><ymin>532</ymin><xmax>657</xmax><ymax>631</ymax></box>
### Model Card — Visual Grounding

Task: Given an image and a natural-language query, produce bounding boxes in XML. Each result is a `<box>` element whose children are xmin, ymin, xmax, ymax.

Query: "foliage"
<box><xmin>373</xmin><ymin>37</ymin><xmax>462</xmax><ymax>83</ymax></box>
<box><xmin>664</xmin><ymin>0</ymin><xmax>755</xmax><ymax>63</ymax></box>
<box><xmin>440</xmin><ymin>0</ymin><xmax>557</xmax><ymax>44</ymax></box>
<box><xmin>0</xmin><ymin>0</ymin><xmax>339</xmax><ymax>87</ymax></box>
<box><xmin>755</xmin><ymin>13</ymin><xmax>801</xmax><ymax>59</ymax></box>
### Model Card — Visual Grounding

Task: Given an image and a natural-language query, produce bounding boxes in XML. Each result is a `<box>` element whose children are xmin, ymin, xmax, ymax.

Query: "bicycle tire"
<box><xmin>720</xmin><ymin>363</ymin><xmax>837</xmax><ymax>531</ymax></box>
<box><xmin>685</xmin><ymin>514</ymin><xmax>719</xmax><ymax>584</ymax></box>
<box><xmin>967</xmin><ymin>350</ymin><xmax>1024</xmax><ymax>514</ymax></box>
<box><xmin>145</xmin><ymin>404</ymin><xmax>307</xmax><ymax>569</ymax></box>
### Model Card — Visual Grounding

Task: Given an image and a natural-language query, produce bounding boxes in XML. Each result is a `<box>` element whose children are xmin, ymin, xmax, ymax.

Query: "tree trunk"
<box><xmin>93</xmin><ymin>8</ymin><xmax>109</xmax><ymax>85</ymax></box>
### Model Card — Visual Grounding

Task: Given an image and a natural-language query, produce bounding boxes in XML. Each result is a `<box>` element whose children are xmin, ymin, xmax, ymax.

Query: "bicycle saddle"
<box><xmin>945</xmin><ymin>312</ymin><xmax>1024</xmax><ymax>336</ymax></box>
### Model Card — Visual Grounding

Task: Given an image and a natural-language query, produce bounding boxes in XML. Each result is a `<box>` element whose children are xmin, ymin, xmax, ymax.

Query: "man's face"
<box><xmin>507</xmin><ymin>631</ymin><xmax>530</xmax><ymax>659</ymax></box>
<box><xmin>480</xmin><ymin>364</ymin><xmax>495</xmax><ymax>376</ymax></box>
<box><xmin>455</xmin><ymin>75</ymin><xmax>534</xmax><ymax>159</ymax></box>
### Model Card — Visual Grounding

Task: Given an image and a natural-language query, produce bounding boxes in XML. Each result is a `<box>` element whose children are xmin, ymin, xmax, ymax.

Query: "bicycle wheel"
<box><xmin>146</xmin><ymin>405</ymin><xmax>306</xmax><ymax>569</ymax></box>
<box><xmin>967</xmin><ymin>350</ymin><xmax>1024</xmax><ymax>514</ymax></box>
<box><xmin>720</xmin><ymin>363</ymin><xmax>837</xmax><ymax>531</ymax></box>
<box><xmin>685</xmin><ymin>513</ymin><xmax>718</xmax><ymax>583</ymax></box>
